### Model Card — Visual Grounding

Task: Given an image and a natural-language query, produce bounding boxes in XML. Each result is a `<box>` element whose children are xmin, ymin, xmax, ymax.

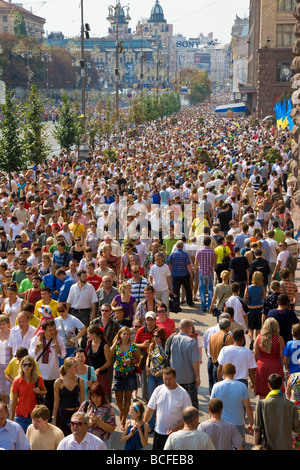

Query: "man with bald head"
<box><xmin>96</xmin><ymin>274</ymin><xmax>119</xmax><ymax>308</ymax></box>
<box><xmin>166</xmin><ymin>318</ymin><xmax>201</xmax><ymax>409</ymax></box>
<box><xmin>164</xmin><ymin>406</ymin><xmax>215</xmax><ymax>450</ymax></box>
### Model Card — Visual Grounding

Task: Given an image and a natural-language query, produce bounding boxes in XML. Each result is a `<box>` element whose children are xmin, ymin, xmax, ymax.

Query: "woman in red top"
<box><xmin>155</xmin><ymin>301</ymin><xmax>176</xmax><ymax>338</ymax></box>
<box><xmin>10</xmin><ymin>355</ymin><xmax>47</xmax><ymax>433</ymax></box>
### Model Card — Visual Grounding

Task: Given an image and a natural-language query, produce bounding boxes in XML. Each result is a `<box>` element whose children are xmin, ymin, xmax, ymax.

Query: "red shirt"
<box><xmin>134</xmin><ymin>325</ymin><xmax>158</xmax><ymax>352</ymax></box>
<box><xmin>87</xmin><ymin>274</ymin><xmax>102</xmax><ymax>291</ymax></box>
<box><xmin>12</xmin><ymin>375</ymin><xmax>44</xmax><ymax>417</ymax></box>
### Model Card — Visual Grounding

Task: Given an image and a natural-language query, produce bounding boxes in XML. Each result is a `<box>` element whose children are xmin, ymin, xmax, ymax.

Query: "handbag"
<box><xmin>212</xmin><ymin>292</ymin><xmax>226</xmax><ymax>317</ymax></box>
<box><xmin>221</xmin><ymin>246</ymin><xmax>230</xmax><ymax>269</ymax></box>
<box><xmin>35</xmin><ymin>379</ymin><xmax>49</xmax><ymax>408</ymax></box>
<box><xmin>60</xmin><ymin>318</ymin><xmax>75</xmax><ymax>348</ymax></box>
<box><xmin>169</xmin><ymin>293</ymin><xmax>182</xmax><ymax>313</ymax></box>
<box><xmin>162</xmin><ymin>332</ymin><xmax>176</xmax><ymax>367</ymax></box>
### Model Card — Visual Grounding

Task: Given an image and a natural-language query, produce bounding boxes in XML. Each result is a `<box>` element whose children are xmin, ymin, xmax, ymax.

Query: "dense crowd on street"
<box><xmin>1</xmin><ymin>91</ymin><xmax>300</xmax><ymax>451</ymax></box>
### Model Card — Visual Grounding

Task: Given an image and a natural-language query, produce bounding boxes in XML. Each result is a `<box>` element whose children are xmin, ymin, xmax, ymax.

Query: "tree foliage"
<box><xmin>53</xmin><ymin>92</ymin><xmax>80</xmax><ymax>155</ymax></box>
<box><xmin>131</xmin><ymin>92</ymin><xmax>181</xmax><ymax>123</ymax></box>
<box><xmin>179</xmin><ymin>67</ymin><xmax>212</xmax><ymax>105</ymax></box>
<box><xmin>13</xmin><ymin>12</ymin><xmax>27</xmax><ymax>36</ymax></box>
<box><xmin>0</xmin><ymin>87</ymin><xmax>26</xmax><ymax>188</ymax></box>
<box><xmin>23</xmin><ymin>85</ymin><xmax>51</xmax><ymax>176</ymax></box>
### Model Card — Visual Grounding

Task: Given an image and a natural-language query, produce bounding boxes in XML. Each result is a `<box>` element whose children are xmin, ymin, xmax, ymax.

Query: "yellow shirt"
<box><xmin>68</xmin><ymin>222</ymin><xmax>85</xmax><ymax>238</ymax></box>
<box><xmin>215</xmin><ymin>245</ymin><xmax>231</xmax><ymax>264</ymax></box>
<box><xmin>34</xmin><ymin>299</ymin><xmax>59</xmax><ymax>319</ymax></box>
<box><xmin>190</xmin><ymin>218</ymin><xmax>209</xmax><ymax>237</ymax></box>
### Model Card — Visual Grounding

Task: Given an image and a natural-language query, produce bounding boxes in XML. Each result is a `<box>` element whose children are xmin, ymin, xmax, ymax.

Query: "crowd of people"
<box><xmin>0</xmin><ymin>92</ymin><xmax>300</xmax><ymax>451</ymax></box>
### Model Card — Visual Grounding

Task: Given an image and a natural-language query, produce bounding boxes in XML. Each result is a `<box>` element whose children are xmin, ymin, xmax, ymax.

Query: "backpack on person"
<box><xmin>162</xmin><ymin>332</ymin><xmax>177</xmax><ymax>367</ymax></box>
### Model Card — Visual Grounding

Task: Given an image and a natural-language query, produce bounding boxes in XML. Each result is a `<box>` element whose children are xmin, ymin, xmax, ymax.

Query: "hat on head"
<box><xmin>37</xmin><ymin>305</ymin><xmax>52</xmax><ymax>317</ymax></box>
<box><xmin>145</xmin><ymin>311</ymin><xmax>156</xmax><ymax>320</ymax></box>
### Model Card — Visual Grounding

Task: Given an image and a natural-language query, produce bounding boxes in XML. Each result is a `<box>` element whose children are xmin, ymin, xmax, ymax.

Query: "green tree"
<box><xmin>23</xmin><ymin>85</ymin><xmax>51</xmax><ymax>179</ymax></box>
<box><xmin>0</xmin><ymin>87</ymin><xmax>26</xmax><ymax>190</ymax></box>
<box><xmin>53</xmin><ymin>92</ymin><xmax>79</xmax><ymax>155</ymax></box>
<box><xmin>14</xmin><ymin>12</ymin><xmax>27</xmax><ymax>36</ymax></box>
<box><xmin>129</xmin><ymin>95</ymin><xmax>146</xmax><ymax>125</ymax></box>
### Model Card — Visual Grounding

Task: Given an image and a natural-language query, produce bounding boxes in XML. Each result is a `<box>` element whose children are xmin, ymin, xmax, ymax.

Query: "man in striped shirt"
<box><xmin>128</xmin><ymin>265</ymin><xmax>149</xmax><ymax>304</ymax></box>
<box><xmin>194</xmin><ymin>237</ymin><xmax>217</xmax><ymax>312</ymax></box>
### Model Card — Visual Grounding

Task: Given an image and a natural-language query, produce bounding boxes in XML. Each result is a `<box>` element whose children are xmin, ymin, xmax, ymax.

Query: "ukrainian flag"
<box><xmin>287</xmin><ymin>98</ymin><xmax>294</xmax><ymax>131</ymax></box>
<box><xmin>274</xmin><ymin>101</ymin><xmax>283</xmax><ymax>128</ymax></box>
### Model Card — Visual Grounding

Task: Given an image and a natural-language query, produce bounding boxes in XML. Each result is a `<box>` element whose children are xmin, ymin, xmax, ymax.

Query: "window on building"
<box><xmin>276</xmin><ymin>61</ymin><xmax>292</xmax><ymax>82</ymax></box>
<box><xmin>277</xmin><ymin>24</ymin><xmax>295</xmax><ymax>47</ymax></box>
<box><xmin>278</xmin><ymin>0</ymin><xmax>297</xmax><ymax>11</ymax></box>
<box><xmin>3</xmin><ymin>26</ymin><xmax>8</xmax><ymax>32</ymax></box>
<box><xmin>3</xmin><ymin>15</ymin><xmax>7</xmax><ymax>22</ymax></box>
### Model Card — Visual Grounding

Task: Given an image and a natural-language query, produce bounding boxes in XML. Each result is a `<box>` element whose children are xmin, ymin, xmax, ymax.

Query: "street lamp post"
<box><xmin>12</xmin><ymin>40</ymin><xmax>40</xmax><ymax>91</ymax></box>
<box><xmin>78</xmin><ymin>0</ymin><xmax>91</xmax><ymax>160</ymax></box>
<box><xmin>107</xmin><ymin>1</ymin><xmax>130</xmax><ymax>137</ymax></box>
<box><xmin>41</xmin><ymin>50</ymin><xmax>52</xmax><ymax>95</ymax></box>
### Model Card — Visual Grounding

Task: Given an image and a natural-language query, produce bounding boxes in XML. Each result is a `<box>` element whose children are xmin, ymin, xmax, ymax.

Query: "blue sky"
<box><xmin>20</xmin><ymin>0</ymin><xmax>250</xmax><ymax>43</ymax></box>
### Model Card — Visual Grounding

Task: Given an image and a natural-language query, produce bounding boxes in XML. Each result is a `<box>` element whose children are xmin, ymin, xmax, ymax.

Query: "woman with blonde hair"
<box><xmin>254</xmin><ymin>317</ymin><xmax>285</xmax><ymax>398</ymax></box>
<box><xmin>53</xmin><ymin>356</ymin><xmax>85</xmax><ymax>435</ymax></box>
<box><xmin>111</xmin><ymin>282</ymin><xmax>137</xmax><ymax>326</ymax></box>
<box><xmin>209</xmin><ymin>269</ymin><xmax>231</xmax><ymax>321</ymax></box>
<box><xmin>110</xmin><ymin>326</ymin><xmax>140</xmax><ymax>430</ymax></box>
<box><xmin>10</xmin><ymin>355</ymin><xmax>47</xmax><ymax>433</ymax></box>
<box><xmin>244</xmin><ymin>271</ymin><xmax>266</xmax><ymax>350</ymax></box>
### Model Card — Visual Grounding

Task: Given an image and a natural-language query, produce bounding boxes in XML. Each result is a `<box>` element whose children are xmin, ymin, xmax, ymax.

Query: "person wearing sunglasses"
<box><xmin>57</xmin><ymin>411</ymin><xmax>107</xmax><ymax>450</ymax></box>
<box><xmin>10</xmin><ymin>355</ymin><xmax>47</xmax><ymax>433</ymax></box>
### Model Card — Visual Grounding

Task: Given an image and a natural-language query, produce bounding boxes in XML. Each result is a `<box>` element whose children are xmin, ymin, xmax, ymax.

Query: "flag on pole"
<box><xmin>287</xmin><ymin>98</ymin><xmax>294</xmax><ymax>131</ymax></box>
<box><xmin>281</xmin><ymin>99</ymin><xmax>289</xmax><ymax>130</ymax></box>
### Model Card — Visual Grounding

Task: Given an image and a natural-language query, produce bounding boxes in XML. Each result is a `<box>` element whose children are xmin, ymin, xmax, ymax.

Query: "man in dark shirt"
<box><xmin>249</xmin><ymin>249</ymin><xmax>270</xmax><ymax>288</ymax></box>
<box><xmin>217</xmin><ymin>204</ymin><xmax>233</xmax><ymax>236</ymax></box>
<box><xmin>228</xmin><ymin>246</ymin><xmax>250</xmax><ymax>298</ymax></box>
<box><xmin>267</xmin><ymin>294</ymin><xmax>299</xmax><ymax>345</ymax></box>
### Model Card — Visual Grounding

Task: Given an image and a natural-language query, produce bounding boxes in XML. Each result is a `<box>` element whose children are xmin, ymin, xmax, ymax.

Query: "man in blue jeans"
<box><xmin>168</xmin><ymin>240</ymin><xmax>194</xmax><ymax>307</ymax></box>
<box><xmin>194</xmin><ymin>237</ymin><xmax>216</xmax><ymax>312</ymax></box>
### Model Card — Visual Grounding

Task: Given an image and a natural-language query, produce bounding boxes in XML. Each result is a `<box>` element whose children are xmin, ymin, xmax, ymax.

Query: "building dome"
<box><xmin>149</xmin><ymin>0</ymin><xmax>166</xmax><ymax>23</ymax></box>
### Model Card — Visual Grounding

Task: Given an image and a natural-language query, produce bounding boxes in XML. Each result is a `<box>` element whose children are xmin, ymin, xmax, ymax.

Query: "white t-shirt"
<box><xmin>277</xmin><ymin>249</ymin><xmax>290</xmax><ymax>268</ymax></box>
<box><xmin>266</xmin><ymin>238</ymin><xmax>279</xmax><ymax>264</ymax></box>
<box><xmin>224</xmin><ymin>296</ymin><xmax>247</xmax><ymax>331</ymax></box>
<box><xmin>149</xmin><ymin>263</ymin><xmax>171</xmax><ymax>291</ymax></box>
<box><xmin>217</xmin><ymin>345</ymin><xmax>257</xmax><ymax>380</ymax></box>
<box><xmin>147</xmin><ymin>384</ymin><xmax>192</xmax><ymax>435</ymax></box>
<box><xmin>54</xmin><ymin>314</ymin><xmax>85</xmax><ymax>346</ymax></box>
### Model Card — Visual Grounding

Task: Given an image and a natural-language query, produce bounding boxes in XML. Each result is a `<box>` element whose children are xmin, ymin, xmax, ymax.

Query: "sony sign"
<box><xmin>176</xmin><ymin>40</ymin><xmax>217</xmax><ymax>48</ymax></box>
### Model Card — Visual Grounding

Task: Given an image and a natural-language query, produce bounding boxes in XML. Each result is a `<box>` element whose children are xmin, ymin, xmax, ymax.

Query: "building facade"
<box><xmin>0</xmin><ymin>0</ymin><xmax>45</xmax><ymax>38</ymax></box>
<box><xmin>242</xmin><ymin>0</ymin><xmax>296</xmax><ymax>117</ymax></box>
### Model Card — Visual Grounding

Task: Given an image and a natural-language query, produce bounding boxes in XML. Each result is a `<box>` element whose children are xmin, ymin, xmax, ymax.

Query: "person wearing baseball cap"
<box><xmin>134</xmin><ymin>311</ymin><xmax>158</xmax><ymax>403</ymax></box>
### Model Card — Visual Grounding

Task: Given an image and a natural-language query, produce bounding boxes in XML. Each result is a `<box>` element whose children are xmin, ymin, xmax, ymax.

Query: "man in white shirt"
<box><xmin>217</xmin><ymin>328</ymin><xmax>257</xmax><ymax>393</ymax></box>
<box><xmin>66</xmin><ymin>270</ymin><xmax>98</xmax><ymax>347</ymax></box>
<box><xmin>29</xmin><ymin>319</ymin><xmax>66</xmax><ymax>416</ymax></box>
<box><xmin>144</xmin><ymin>367</ymin><xmax>192</xmax><ymax>450</ymax></box>
<box><xmin>7</xmin><ymin>311</ymin><xmax>36</xmax><ymax>356</ymax></box>
<box><xmin>272</xmin><ymin>240</ymin><xmax>290</xmax><ymax>280</ymax></box>
<box><xmin>149</xmin><ymin>252</ymin><xmax>172</xmax><ymax>310</ymax></box>
<box><xmin>57</xmin><ymin>412</ymin><xmax>107</xmax><ymax>450</ymax></box>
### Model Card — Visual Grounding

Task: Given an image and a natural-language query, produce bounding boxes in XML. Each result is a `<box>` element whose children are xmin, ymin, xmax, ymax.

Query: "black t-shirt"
<box><xmin>267</xmin><ymin>308</ymin><xmax>299</xmax><ymax>344</ymax></box>
<box><xmin>218</xmin><ymin>209</ymin><xmax>232</xmax><ymax>232</ymax></box>
<box><xmin>249</xmin><ymin>258</ymin><xmax>270</xmax><ymax>285</ymax></box>
<box><xmin>229</xmin><ymin>256</ymin><xmax>250</xmax><ymax>282</ymax></box>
